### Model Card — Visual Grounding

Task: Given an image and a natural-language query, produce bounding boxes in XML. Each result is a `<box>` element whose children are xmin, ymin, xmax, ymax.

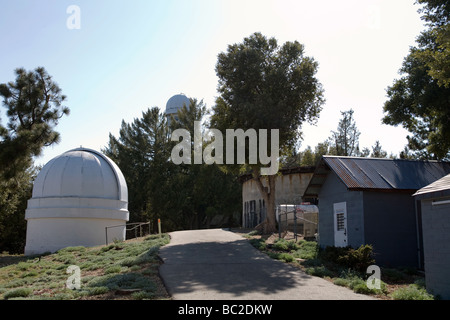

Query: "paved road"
<box><xmin>158</xmin><ymin>228</ymin><xmax>376</xmax><ymax>300</ymax></box>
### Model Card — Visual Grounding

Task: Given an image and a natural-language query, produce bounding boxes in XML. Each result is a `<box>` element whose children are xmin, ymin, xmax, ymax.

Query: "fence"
<box><xmin>243</xmin><ymin>200</ymin><xmax>267</xmax><ymax>228</ymax></box>
<box><xmin>277</xmin><ymin>204</ymin><xmax>319</xmax><ymax>241</ymax></box>
<box><xmin>105</xmin><ymin>221</ymin><xmax>152</xmax><ymax>245</ymax></box>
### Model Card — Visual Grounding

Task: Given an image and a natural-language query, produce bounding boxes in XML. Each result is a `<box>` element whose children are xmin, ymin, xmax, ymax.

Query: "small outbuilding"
<box><xmin>24</xmin><ymin>148</ymin><xmax>129</xmax><ymax>255</ymax></box>
<box><xmin>240</xmin><ymin>166</ymin><xmax>315</xmax><ymax>228</ymax></box>
<box><xmin>303</xmin><ymin>156</ymin><xmax>450</xmax><ymax>268</ymax></box>
<box><xmin>413</xmin><ymin>174</ymin><xmax>450</xmax><ymax>299</ymax></box>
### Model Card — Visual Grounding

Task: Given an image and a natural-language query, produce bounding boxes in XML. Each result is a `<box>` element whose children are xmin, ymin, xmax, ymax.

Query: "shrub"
<box><xmin>319</xmin><ymin>245</ymin><xmax>375</xmax><ymax>272</ymax></box>
<box><xmin>305</xmin><ymin>266</ymin><xmax>334</xmax><ymax>278</ymax></box>
<box><xmin>3</xmin><ymin>288</ymin><xmax>33</xmax><ymax>299</ymax></box>
<box><xmin>293</xmin><ymin>240</ymin><xmax>318</xmax><ymax>260</ymax></box>
<box><xmin>132</xmin><ymin>291</ymin><xmax>155</xmax><ymax>300</ymax></box>
<box><xmin>104</xmin><ymin>265</ymin><xmax>122</xmax><ymax>274</ymax></box>
<box><xmin>333</xmin><ymin>278</ymin><xmax>350</xmax><ymax>287</ymax></box>
<box><xmin>278</xmin><ymin>253</ymin><xmax>294</xmax><ymax>262</ymax></box>
<box><xmin>87</xmin><ymin>286</ymin><xmax>110</xmax><ymax>296</ymax></box>
<box><xmin>333</xmin><ymin>269</ymin><xmax>388</xmax><ymax>295</ymax></box>
<box><xmin>249</xmin><ymin>238</ymin><xmax>266</xmax><ymax>250</ymax></box>
<box><xmin>87</xmin><ymin>273</ymin><xmax>156</xmax><ymax>292</ymax></box>
<box><xmin>16</xmin><ymin>262</ymin><xmax>32</xmax><ymax>271</ymax></box>
<box><xmin>390</xmin><ymin>285</ymin><xmax>434</xmax><ymax>300</ymax></box>
<box><xmin>337</xmin><ymin>245</ymin><xmax>375</xmax><ymax>272</ymax></box>
<box><xmin>319</xmin><ymin>246</ymin><xmax>349</xmax><ymax>264</ymax></box>
<box><xmin>272</xmin><ymin>239</ymin><xmax>290</xmax><ymax>251</ymax></box>
<box><xmin>58</xmin><ymin>246</ymin><xmax>86</xmax><ymax>253</ymax></box>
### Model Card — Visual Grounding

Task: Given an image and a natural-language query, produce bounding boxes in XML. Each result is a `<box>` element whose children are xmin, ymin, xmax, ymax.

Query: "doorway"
<box><xmin>333</xmin><ymin>202</ymin><xmax>348</xmax><ymax>247</ymax></box>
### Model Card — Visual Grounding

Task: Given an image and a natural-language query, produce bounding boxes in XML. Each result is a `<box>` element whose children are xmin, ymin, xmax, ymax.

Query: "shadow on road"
<box><xmin>159</xmin><ymin>236</ymin><xmax>313</xmax><ymax>298</ymax></box>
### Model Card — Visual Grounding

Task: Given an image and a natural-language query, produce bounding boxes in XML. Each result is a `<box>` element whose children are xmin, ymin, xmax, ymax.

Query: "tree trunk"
<box><xmin>253</xmin><ymin>170</ymin><xmax>277</xmax><ymax>234</ymax></box>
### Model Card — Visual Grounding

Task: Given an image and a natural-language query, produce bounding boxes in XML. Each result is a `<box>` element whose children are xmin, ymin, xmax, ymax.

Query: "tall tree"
<box><xmin>104</xmin><ymin>100</ymin><xmax>241</xmax><ymax>231</ymax></box>
<box><xmin>0</xmin><ymin>67</ymin><xmax>69</xmax><ymax>179</ymax></box>
<box><xmin>103</xmin><ymin>107</ymin><xmax>171</xmax><ymax>224</ymax></box>
<box><xmin>0</xmin><ymin>67</ymin><xmax>69</xmax><ymax>253</ymax></box>
<box><xmin>370</xmin><ymin>140</ymin><xmax>388</xmax><ymax>158</ymax></box>
<box><xmin>329</xmin><ymin>109</ymin><xmax>361</xmax><ymax>157</ymax></box>
<box><xmin>382</xmin><ymin>0</ymin><xmax>450</xmax><ymax>160</ymax></box>
<box><xmin>210</xmin><ymin>32</ymin><xmax>324</xmax><ymax>233</ymax></box>
<box><xmin>0</xmin><ymin>167</ymin><xmax>36</xmax><ymax>253</ymax></box>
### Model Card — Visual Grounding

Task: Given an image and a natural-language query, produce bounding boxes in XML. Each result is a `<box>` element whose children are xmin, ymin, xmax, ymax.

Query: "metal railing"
<box><xmin>277</xmin><ymin>205</ymin><xmax>318</xmax><ymax>241</ymax></box>
<box><xmin>105</xmin><ymin>221</ymin><xmax>151</xmax><ymax>245</ymax></box>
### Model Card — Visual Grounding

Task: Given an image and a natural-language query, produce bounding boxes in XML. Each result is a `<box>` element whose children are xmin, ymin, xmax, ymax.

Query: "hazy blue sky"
<box><xmin>0</xmin><ymin>0</ymin><xmax>425</xmax><ymax>166</ymax></box>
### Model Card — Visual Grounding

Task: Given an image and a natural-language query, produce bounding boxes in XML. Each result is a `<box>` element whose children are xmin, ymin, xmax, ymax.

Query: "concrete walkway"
<box><xmin>158</xmin><ymin>228</ymin><xmax>376</xmax><ymax>300</ymax></box>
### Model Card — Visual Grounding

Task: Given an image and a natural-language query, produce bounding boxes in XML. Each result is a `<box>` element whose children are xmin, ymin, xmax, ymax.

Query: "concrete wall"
<box><xmin>420</xmin><ymin>197</ymin><xmax>450</xmax><ymax>299</ymax></box>
<box><xmin>25</xmin><ymin>218</ymin><xmax>126</xmax><ymax>255</ymax></box>
<box><xmin>317</xmin><ymin>172</ymin><xmax>365</xmax><ymax>248</ymax></box>
<box><xmin>241</xmin><ymin>171</ymin><xmax>314</xmax><ymax>228</ymax></box>
<box><xmin>363</xmin><ymin>191</ymin><xmax>418</xmax><ymax>267</ymax></box>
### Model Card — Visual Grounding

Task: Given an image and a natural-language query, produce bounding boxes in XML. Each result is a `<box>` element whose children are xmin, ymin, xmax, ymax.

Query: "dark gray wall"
<box><xmin>318</xmin><ymin>171</ymin><xmax>420</xmax><ymax>268</ymax></box>
<box><xmin>363</xmin><ymin>191</ymin><xmax>419</xmax><ymax>268</ymax></box>
<box><xmin>420</xmin><ymin>197</ymin><xmax>450</xmax><ymax>299</ymax></box>
<box><xmin>318</xmin><ymin>171</ymin><xmax>365</xmax><ymax>248</ymax></box>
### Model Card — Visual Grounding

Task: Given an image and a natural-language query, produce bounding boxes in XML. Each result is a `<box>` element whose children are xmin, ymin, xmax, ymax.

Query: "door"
<box><xmin>333</xmin><ymin>202</ymin><xmax>348</xmax><ymax>247</ymax></box>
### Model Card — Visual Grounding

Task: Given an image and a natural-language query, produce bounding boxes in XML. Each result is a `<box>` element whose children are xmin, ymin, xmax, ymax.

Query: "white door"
<box><xmin>333</xmin><ymin>202</ymin><xmax>348</xmax><ymax>247</ymax></box>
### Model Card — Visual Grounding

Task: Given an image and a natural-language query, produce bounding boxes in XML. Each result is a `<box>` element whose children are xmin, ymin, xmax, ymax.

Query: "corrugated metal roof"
<box><xmin>413</xmin><ymin>173</ymin><xmax>450</xmax><ymax>197</ymax></box>
<box><xmin>303</xmin><ymin>156</ymin><xmax>450</xmax><ymax>197</ymax></box>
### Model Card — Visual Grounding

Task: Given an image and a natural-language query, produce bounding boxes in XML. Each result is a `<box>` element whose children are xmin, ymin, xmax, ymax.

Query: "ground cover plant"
<box><xmin>244</xmin><ymin>230</ymin><xmax>436</xmax><ymax>300</ymax></box>
<box><xmin>0</xmin><ymin>234</ymin><xmax>170</xmax><ymax>300</ymax></box>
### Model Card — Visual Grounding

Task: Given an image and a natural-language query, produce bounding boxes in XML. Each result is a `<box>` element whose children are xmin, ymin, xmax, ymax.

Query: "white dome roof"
<box><xmin>32</xmin><ymin>148</ymin><xmax>128</xmax><ymax>201</ymax></box>
<box><xmin>165</xmin><ymin>94</ymin><xmax>190</xmax><ymax>115</ymax></box>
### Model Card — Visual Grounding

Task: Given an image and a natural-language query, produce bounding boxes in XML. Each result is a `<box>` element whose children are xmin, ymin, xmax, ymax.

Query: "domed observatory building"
<box><xmin>165</xmin><ymin>93</ymin><xmax>190</xmax><ymax>125</ymax></box>
<box><xmin>24</xmin><ymin>148</ymin><xmax>129</xmax><ymax>255</ymax></box>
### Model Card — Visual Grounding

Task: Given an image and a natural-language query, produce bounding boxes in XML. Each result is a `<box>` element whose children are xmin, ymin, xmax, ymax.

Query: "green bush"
<box><xmin>337</xmin><ymin>245</ymin><xmax>375</xmax><ymax>272</ymax></box>
<box><xmin>248</xmin><ymin>238</ymin><xmax>266</xmax><ymax>250</ymax></box>
<box><xmin>278</xmin><ymin>253</ymin><xmax>294</xmax><ymax>262</ymax></box>
<box><xmin>132</xmin><ymin>291</ymin><xmax>155</xmax><ymax>300</ymax></box>
<box><xmin>104</xmin><ymin>265</ymin><xmax>122</xmax><ymax>274</ymax></box>
<box><xmin>319</xmin><ymin>245</ymin><xmax>375</xmax><ymax>272</ymax></box>
<box><xmin>333</xmin><ymin>268</ymin><xmax>388</xmax><ymax>295</ymax></box>
<box><xmin>86</xmin><ymin>286</ymin><xmax>110</xmax><ymax>296</ymax></box>
<box><xmin>272</xmin><ymin>239</ymin><xmax>290</xmax><ymax>251</ymax></box>
<box><xmin>293</xmin><ymin>240</ymin><xmax>318</xmax><ymax>260</ymax></box>
<box><xmin>3</xmin><ymin>288</ymin><xmax>32</xmax><ymax>299</ymax></box>
<box><xmin>305</xmin><ymin>265</ymin><xmax>334</xmax><ymax>278</ymax></box>
<box><xmin>333</xmin><ymin>278</ymin><xmax>350</xmax><ymax>287</ymax></box>
<box><xmin>390</xmin><ymin>284</ymin><xmax>434</xmax><ymax>300</ymax></box>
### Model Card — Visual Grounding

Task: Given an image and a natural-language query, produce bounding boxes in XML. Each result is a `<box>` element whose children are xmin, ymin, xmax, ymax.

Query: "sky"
<box><xmin>0</xmin><ymin>0</ymin><xmax>426</xmax><ymax>167</ymax></box>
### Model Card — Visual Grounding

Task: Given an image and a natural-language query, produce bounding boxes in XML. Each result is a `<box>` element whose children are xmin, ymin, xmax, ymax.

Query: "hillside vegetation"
<box><xmin>0</xmin><ymin>234</ymin><xmax>170</xmax><ymax>300</ymax></box>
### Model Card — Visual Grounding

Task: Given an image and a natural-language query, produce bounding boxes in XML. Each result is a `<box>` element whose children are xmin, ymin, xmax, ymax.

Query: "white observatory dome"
<box><xmin>165</xmin><ymin>94</ymin><xmax>190</xmax><ymax>116</ymax></box>
<box><xmin>24</xmin><ymin>148</ymin><xmax>129</xmax><ymax>255</ymax></box>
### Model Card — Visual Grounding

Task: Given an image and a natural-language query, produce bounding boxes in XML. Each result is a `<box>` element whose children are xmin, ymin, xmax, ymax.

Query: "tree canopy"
<box><xmin>328</xmin><ymin>109</ymin><xmax>361</xmax><ymax>157</ymax></box>
<box><xmin>210</xmin><ymin>32</ymin><xmax>325</xmax><ymax>233</ymax></box>
<box><xmin>0</xmin><ymin>67</ymin><xmax>69</xmax><ymax>179</ymax></box>
<box><xmin>382</xmin><ymin>0</ymin><xmax>450</xmax><ymax>160</ymax></box>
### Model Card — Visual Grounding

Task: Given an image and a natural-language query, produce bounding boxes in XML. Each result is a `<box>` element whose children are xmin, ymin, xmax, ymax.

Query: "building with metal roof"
<box><xmin>413</xmin><ymin>174</ymin><xmax>450</xmax><ymax>299</ymax></box>
<box><xmin>303</xmin><ymin>156</ymin><xmax>450</xmax><ymax>268</ymax></box>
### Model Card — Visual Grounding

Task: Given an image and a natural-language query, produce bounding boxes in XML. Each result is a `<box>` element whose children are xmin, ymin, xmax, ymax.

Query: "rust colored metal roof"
<box><xmin>303</xmin><ymin>156</ymin><xmax>450</xmax><ymax>197</ymax></box>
